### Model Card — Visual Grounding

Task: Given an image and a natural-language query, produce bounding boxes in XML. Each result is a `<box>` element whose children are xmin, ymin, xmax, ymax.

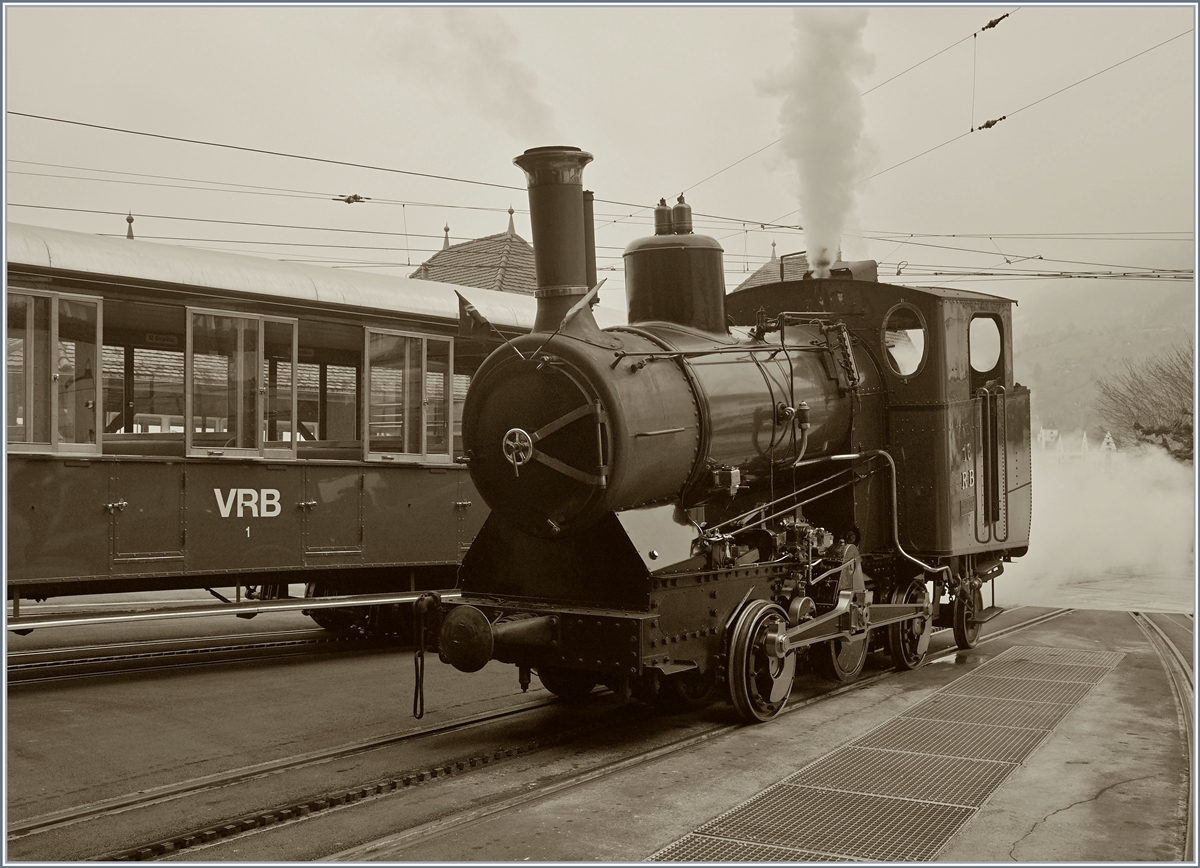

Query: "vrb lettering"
<box><xmin>214</xmin><ymin>488</ymin><xmax>281</xmax><ymax>518</ymax></box>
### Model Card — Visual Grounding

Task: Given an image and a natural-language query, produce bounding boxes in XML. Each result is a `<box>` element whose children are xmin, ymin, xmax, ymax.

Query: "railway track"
<box><xmin>1131</xmin><ymin>611</ymin><xmax>1194</xmax><ymax>863</ymax></box>
<box><xmin>9</xmin><ymin>606</ymin><xmax>1072</xmax><ymax>862</ymax></box>
<box><xmin>6</xmin><ymin>629</ymin><xmax>395</xmax><ymax>685</ymax></box>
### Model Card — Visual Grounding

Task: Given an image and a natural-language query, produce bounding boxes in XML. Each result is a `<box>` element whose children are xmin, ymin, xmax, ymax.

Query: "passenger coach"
<box><xmin>5</xmin><ymin>222</ymin><xmax>551</xmax><ymax>633</ymax></box>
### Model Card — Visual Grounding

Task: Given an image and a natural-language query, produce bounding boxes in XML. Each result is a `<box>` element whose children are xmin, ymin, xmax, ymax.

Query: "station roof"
<box><xmin>408</xmin><ymin>224</ymin><xmax>536</xmax><ymax>295</ymax></box>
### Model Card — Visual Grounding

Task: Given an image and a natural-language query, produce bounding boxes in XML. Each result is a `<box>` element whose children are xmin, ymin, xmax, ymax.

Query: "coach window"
<box><xmin>969</xmin><ymin>315</ymin><xmax>1004</xmax><ymax>392</ymax></box>
<box><xmin>99</xmin><ymin>299</ymin><xmax>187</xmax><ymax>454</ymax></box>
<box><xmin>881</xmin><ymin>303</ymin><xmax>927</xmax><ymax>379</ymax></box>
<box><xmin>186</xmin><ymin>309</ymin><xmax>298</xmax><ymax>459</ymax></box>
<box><xmin>365</xmin><ymin>330</ymin><xmax>453</xmax><ymax>463</ymax></box>
<box><xmin>7</xmin><ymin>289</ymin><xmax>102</xmax><ymax>454</ymax></box>
<box><xmin>295</xmin><ymin>320</ymin><xmax>361</xmax><ymax>456</ymax></box>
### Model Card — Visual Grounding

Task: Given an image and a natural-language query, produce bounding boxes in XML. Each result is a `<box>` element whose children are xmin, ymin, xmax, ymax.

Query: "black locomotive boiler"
<box><xmin>429</xmin><ymin>146</ymin><xmax>1031</xmax><ymax>722</ymax></box>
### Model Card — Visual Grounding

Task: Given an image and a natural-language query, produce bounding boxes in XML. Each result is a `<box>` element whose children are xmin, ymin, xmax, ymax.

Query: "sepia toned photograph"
<box><xmin>4</xmin><ymin>3</ymin><xmax>1196</xmax><ymax>862</ymax></box>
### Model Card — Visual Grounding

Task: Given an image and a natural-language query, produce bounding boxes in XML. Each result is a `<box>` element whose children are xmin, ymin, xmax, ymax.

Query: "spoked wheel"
<box><xmin>728</xmin><ymin>600</ymin><xmax>796</xmax><ymax>723</ymax></box>
<box><xmin>537</xmin><ymin>667</ymin><xmax>597</xmax><ymax>701</ymax></box>
<box><xmin>661</xmin><ymin>669</ymin><xmax>717</xmax><ymax>710</ymax></box>
<box><xmin>888</xmin><ymin>577</ymin><xmax>932</xmax><ymax>670</ymax></box>
<box><xmin>817</xmin><ymin>632</ymin><xmax>869</xmax><ymax>683</ymax></box>
<box><xmin>952</xmin><ymin>583</ymin><xmax>985</xmax><ymax>650</ymax></box>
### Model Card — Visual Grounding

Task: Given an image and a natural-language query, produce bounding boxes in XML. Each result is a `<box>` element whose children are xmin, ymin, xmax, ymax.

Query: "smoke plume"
<box><xmin>764</xmin><ymin>9</ymin><xmax>874</xmax><ymax>277</ymax></box>
<box><xmin>385</xmin><ymin>9</ymin><xmax>561</xmax><ymax>143</ymax></box>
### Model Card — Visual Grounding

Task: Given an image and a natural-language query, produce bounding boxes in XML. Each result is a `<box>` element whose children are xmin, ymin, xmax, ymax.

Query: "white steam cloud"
<box><xmin>764</xmin><ymin>9</ymin><xmax>875</xmax><ymax>278</ymax></box>
<box><xmin>997</xmin><ymin>448</ymin><xmax>1195</xmax><ymax>614</ymax></box>
<box><xmin>385</xmin><ymin>9</ymin><xmax>561</xmax><ymax>143</ymax></box>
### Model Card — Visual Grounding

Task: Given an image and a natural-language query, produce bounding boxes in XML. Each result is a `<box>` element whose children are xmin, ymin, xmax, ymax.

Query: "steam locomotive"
<box><xmin>426</xmin><ymin>145</ymin><xmax>1032</xmax><ymax>723</ymax></box>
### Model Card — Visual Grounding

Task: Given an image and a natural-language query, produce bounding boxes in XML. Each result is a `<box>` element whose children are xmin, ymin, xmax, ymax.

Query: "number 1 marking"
<box><xmin>246</xmin><ymin>526</ymin><xmax>251</xmax><ymax>538</ymax></box>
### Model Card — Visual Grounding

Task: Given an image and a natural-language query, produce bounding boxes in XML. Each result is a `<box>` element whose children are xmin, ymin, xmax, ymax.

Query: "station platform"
<box><xmin>389</xmin><ymin>606</ymin><xmax>1193</xmax><ymax>862</ymax></box>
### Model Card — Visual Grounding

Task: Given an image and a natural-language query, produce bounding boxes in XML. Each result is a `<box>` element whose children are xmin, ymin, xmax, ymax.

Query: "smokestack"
<box><xmin>512</xmin><ymin>146</ymin><xmax>594</xmax><ymax>333</ymax></box>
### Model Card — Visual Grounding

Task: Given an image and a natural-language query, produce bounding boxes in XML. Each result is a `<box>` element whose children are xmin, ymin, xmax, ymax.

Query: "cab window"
<box><xmin>882</xmin><ymin>304</ymin><xmax>927</xmax><ymax>378</ymax></box>
<box><xmin>969</xmin><ymin>315</ymin><xmax>1004</xmax><ymax>392</ymax></box>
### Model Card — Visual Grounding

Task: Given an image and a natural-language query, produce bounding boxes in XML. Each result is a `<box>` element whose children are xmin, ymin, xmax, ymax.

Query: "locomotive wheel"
<box><xmin>952</xmin><ymin>584</ymin><xmax>985</xmax><ymax>650</ymax></box>
<box><xmin>728</xmin><ymin>600</ymin><xmax>796</xmax><ymax>723</ymax></box>
<box><xmin>537</xmin><ymin>667</ymin><xmax>597</xmax><ymax>701</ymax></box>
<box><xmin>818</xmin><ymin>632</ymin><xmax>869</xmax><ymax>683</ymax></box>
<box><xmin>661</xmin><ymin>669</ymin><xmax>717</xmax><ymax>709</ymax></box>
<box><xmin>887</xmin><ymin>578</ymin><xmax>931</xmax><ymax>671</ymax></box>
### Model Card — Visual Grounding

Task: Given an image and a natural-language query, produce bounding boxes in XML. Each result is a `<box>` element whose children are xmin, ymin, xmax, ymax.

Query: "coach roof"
<box><xmin>6</xmin><ymin>222</ymin><xmax>551</xmax><ymax>330</ymax></box>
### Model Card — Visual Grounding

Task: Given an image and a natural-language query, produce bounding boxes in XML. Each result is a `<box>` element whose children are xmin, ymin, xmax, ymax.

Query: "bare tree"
<box><xmin>1095</xmin><ymin>339</ymin><xmax>1193</xmax><ymax>462</ymax></box>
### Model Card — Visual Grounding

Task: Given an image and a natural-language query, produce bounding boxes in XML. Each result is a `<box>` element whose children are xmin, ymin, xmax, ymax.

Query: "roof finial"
<box><xmin>769</xmin><ymin>240</ymin><xmax>776</xmax><ymax>261</ymax></box>
<box><xmin>443</xmin><ymin>223</ymin><xmax>450</xmax><ymax>250</ymax></box>
<box><xmin>126</xmin><ymin>212</ymin><xmax>134</xmax><ymax>240</ymax></box>
<box><xmin>507</xmin><ymin>206</ymin><xmax>515</xmax><ymax>235</ymax></box>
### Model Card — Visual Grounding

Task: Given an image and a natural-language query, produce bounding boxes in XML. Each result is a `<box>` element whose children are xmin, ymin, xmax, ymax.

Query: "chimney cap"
<box><xmin>513</xmin><ymin>147</ymin><xmax>593</xmax><ymax>187</ymax></box>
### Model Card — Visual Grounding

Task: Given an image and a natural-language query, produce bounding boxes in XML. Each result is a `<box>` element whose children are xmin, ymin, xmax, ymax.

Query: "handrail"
<box><xmin>6</xmin><ymin>590</ymin><xmax>463</xmax><ymax>632</ymax></box>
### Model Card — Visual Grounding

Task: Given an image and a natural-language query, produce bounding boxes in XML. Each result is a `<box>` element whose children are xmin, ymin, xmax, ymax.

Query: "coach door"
<box><xmin>302</xmin><ymin>466</ymin><xmax>363</xmax><ymax>563</ymax></box>
<box><xmin>111</xmin><ymin>463</ymin><xmax>185</xmax><ymax>573</ymax></box>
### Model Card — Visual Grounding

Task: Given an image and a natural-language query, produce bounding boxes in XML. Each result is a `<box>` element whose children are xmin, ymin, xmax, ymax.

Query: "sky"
<box><xmin>3</xmin><ymin>3</ymin><xmax>1196</xmax><ymax>314</ymax></box>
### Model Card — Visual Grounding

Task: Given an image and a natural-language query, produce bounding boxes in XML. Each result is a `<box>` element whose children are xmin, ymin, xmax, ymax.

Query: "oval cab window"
<box><xmin>970</xmin><ymin>316</ymin><xmax>1002</xmax><ymax>374</ymax></box>
<box><xmin>882</xmin><ymin>305</ymin><xmax>927</xmax><ymax>377</ymax></box>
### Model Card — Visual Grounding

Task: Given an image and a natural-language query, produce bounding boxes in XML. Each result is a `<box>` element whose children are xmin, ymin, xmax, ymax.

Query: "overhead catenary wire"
<box><xmin>7</xmin><ymin>110</ymin><xmax>528</xmax><ymax>193</ymax></box>
<box><xmin>859</xmin><ymin>26</ymin><xmax>1194</xmax><ymax>184</ymax></box>
<box><xmin>14</xmin><ymin>23</ymin><xmax>1187</xmax><ymax>236</ymax></box>
<box><xmin>8</xmin><ymin>17</ymin><xmax>1191</xmax><ymax>284</ymax></box>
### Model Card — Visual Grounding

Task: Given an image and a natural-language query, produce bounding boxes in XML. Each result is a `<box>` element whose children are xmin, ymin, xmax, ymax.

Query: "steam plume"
<box><xmin>997</xmin><ymin>448</ymin><xmax>1194</xmax><ymax>613</ymax></box>
<box><xmin>766</xmin><ymin>9</ymin><xmax>874</xmax><ymax>278</ymax></box>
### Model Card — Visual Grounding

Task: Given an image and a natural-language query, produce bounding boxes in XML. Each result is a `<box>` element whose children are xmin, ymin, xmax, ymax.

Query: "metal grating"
<box><xmin>782</xmin><ymin>745</ymin><xmax>1016</xmax><ymax>807</ymax></box>
<box><xmin>648</xmin><ymin>646</ymin><xmax>1125</xmax><ymax>862</ymax></box>
<box><xmin>975</xmin><ymin>659</ymin><xmax>1113</xmax><ymax>684</ymax></box>
<box><xmin>695</xmin><ymin>786</ymin><xmax>975</xmax><ymax>862</ymax></box>
<box><xmin>902</xmin><ymin>692</ymin><xmax>1075</xmax><ymax>730</ymax></box>
<box><xmin>652</xmin><ymin>833</ymin><xmax>860</xmax><ymax>862</ymax></box>
<box><xmin>852</xmin><ymin>715</ymin><xmax>1049</xmax><ymax>763</ymax></box>
<box><xmin>997</xmin><ymin>645</ymin><xmax>1125</xmax><ymax>667</ymax></box>
<box><xmin>940</xmin><ymin>673</ymin><xmax>1094</xmax><ymax>704</ymax></box>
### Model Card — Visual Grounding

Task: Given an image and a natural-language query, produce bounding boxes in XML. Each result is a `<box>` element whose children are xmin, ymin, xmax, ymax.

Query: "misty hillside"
<box><xmin>1009</xmin><ymin>282</ymin><xmax>1194</xmax><ymax>436</ymax></box>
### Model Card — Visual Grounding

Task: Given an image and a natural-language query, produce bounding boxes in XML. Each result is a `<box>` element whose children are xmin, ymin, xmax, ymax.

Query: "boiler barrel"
<box><xmin>462</xmin><ymin>323</ymin><xmax>858</xmax><ymax>538</ymax></box>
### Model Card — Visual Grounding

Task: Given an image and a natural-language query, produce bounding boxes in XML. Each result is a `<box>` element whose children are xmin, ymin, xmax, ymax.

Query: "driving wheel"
<box><xmin>888</xmin><ymin>577</ymin><xmax>931</xmax><ymax>670</ymax></box>
<box><xmin>728</xmin><ymin>600</ymin><xmax>796</xmax><ymax>723</ymax></box>
<box><xmin>818</xmin><ymin>632</ymin><xmax>869</xmax><ymax>683</ymax></box>
<box><xmin>537</xmin><ymin>667</ymin><xmax>597</xmax><ymax>701</ymax></box>
<box><xmin>952</xmin><ymin>582</ymin><xmax>984</xmax><ymax>649</ymax></box>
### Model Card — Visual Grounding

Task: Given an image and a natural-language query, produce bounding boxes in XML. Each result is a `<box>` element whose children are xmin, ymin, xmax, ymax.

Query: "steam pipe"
<box><xmin>791</xmin><ymin>450</ymin><xmax>953</xmax><ymax>580</ymax></box>
<box><xmin>583</xmin><ymin>190</ymin><xmax>597</xmax><ymax>290</ymax></box>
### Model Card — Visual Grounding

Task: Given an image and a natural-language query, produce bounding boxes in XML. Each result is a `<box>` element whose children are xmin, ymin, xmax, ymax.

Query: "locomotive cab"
<box><xmin>727</xmin><ymin>278</ymin><xmax>1032</xmax><ymax>642</ymax></box>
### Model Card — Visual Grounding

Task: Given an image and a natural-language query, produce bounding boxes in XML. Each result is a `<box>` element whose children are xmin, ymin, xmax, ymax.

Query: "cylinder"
<box><xmin>654</xmin><ymin>199</ymin><xmax>673</xmax><ymax>235</ymax></box>
<box><xmin>670</xmin><ymin>195</ymin><xmax>693</xmax><ymax>234</ymax></box>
